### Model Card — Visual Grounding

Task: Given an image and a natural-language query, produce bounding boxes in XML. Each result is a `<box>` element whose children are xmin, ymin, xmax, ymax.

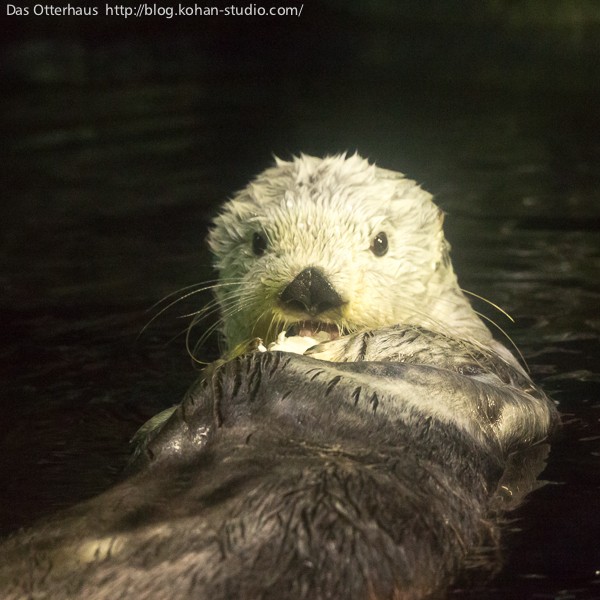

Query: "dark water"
<box><xmin>1</xmin><ymin>7</ymin><xmax>600</xmax><ymax>599</ymax></box>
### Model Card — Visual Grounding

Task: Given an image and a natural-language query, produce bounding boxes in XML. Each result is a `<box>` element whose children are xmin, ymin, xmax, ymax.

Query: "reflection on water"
<box><xmin>1</xmin><ymin>66</ymin><xmax>599</xmax><ymax>598</ymax></box>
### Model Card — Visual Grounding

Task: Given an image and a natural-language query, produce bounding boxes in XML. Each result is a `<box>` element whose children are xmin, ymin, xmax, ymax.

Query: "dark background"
<box><xmin>1</xmin><ymin>1</ymin><xmax>599</xmax><ymax>598</ymax></box>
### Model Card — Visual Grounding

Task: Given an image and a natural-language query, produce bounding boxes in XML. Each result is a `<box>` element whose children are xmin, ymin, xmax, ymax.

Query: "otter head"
<box><xmin>208</xmin><ymin>153</ymin><xmax>491</xmax><ymax>351</ymax></box>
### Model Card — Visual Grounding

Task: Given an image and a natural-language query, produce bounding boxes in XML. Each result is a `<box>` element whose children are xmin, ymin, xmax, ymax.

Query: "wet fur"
<box><xmin>0</xmin><ymin>327</ymin><xmax>557</xmax><ymax>599</ymax></box>
<box><xmin>0</xmin><ymin>155</ymin><xmax>559</xmax><ymax>599</ymax></box>
<box><xmin>208</xmin><ymin>154</ymin><xmax>497</xmax><ymax>352</ymax></box>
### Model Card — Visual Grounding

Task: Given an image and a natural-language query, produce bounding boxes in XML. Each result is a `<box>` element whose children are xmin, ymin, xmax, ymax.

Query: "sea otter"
<box><xmin>208</xmin><ymin>154</ymin><xmax>506</xmax><ymax>357</ymax></box>
<box><xmin>0</xmin><ymin>154</ymin><xmax>558</xmax><ymax>599</ymax></box>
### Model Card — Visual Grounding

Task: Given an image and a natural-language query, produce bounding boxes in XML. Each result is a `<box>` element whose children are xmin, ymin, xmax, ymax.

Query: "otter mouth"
<box><xmin>285</xmin><ymin>321</ymin><xmax>341</xmax><ymax>341</ymax></box>
<box><xmin>264</xmin><ymin>320</ymin><xmax>340</xmax><ymax>355</ymax></box>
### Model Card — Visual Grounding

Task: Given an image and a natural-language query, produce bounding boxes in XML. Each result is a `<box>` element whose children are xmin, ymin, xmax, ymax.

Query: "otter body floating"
<box><xmin>0</xmin><ymin>155</ymin><xmax>558</xmax><ymax>599</ymax></box>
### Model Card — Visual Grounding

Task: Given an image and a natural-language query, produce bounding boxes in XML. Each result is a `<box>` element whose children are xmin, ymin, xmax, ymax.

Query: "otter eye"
<box><xmin>370</xmin><ymin>232</ymin><xmax>388</xmax><ymax>257</ymax></box>
<box><xmin>252</xmin><ymin>232</ymin><xmax>268</xmax><ymax>256</ymax></box>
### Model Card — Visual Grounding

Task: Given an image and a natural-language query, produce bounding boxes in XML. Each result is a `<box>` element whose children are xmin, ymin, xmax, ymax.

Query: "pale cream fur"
<box><xmin>208</xmin><ymin>153</ymin><xmax>510</xmax><ymax>362</ymax></box>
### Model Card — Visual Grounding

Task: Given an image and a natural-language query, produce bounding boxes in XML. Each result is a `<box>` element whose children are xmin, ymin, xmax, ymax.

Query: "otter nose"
<box><xmin>279</xmin><ymin>267</ymin><xmax>343</xmax><ymax>316</ymax></box>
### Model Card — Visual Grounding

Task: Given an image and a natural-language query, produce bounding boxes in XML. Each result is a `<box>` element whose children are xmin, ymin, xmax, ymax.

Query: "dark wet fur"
<box><xmin>0</xmin><ymin>328</ymin><xmax>557</xmax><ymax>600</ymax></box>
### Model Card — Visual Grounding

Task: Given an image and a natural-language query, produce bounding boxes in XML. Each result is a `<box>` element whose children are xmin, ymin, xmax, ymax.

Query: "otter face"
<box><xmin>208</xmin><ymin>153</ymin><xmax>483</xmax><ymax>351</ymax></box>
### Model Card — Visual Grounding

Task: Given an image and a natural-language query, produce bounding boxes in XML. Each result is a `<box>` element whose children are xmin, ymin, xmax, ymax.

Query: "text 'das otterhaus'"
<box><xmin>5</xmin><ymin>3</ymin><xmax>305</xmax><ymax>18</ymax></box>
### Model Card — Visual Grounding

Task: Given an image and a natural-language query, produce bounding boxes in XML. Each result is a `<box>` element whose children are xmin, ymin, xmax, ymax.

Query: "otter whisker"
<box><xmin>474</xmin><ymin>310</ymin><xmax>529</xmax><ymax>372</ymax></box>
<box><xmin>167</xmin><ymin>325</ymin><xmax>202</xmax><ymax>349</ymax></box>
<box><xmin>147</xmin><ymin>278</ymin><xmax>243</xmax><ymax>312</ymax></box>
<box><xmin>187</xmin><ymin>298</ymin><xmax>243</xmax><ymax>356</ymax></box>
<box><xmin>418</xmin><ymin>289</ymin><xmax>527</xmax><ymax>369</ymax></box>
<box><xmin>186</xmin><ymin>314</ymin><xmax>222</xmax><ymax>365</ymax></box>
<box><xmin>177</xmin><ymin>299</ymin><xmax>225</xmax><ymax>320</ymax></box>
<box><xmin>140</xmin><ymin>280</ymin><xmax>245</xmax><ymax>337</ymax></box>
<box><xmin>268</xmin><ymin>314</ymin><xmax>286</xmax><ymax>343</ymax></box>
<box><xmin>147</xmin><ymin>281</ymin><xmax>212</xmax><ymax>310</ymax></box>
<box><xmin>185</xmin><ymin>290</ymin><xmax>266</xmax><ymax>362</ymax></box>
<box><xmin>248</xmin><ymin>306</ymin><xmax>276</xmax><ymax>342</ymax></box>
<box><xmin>461</xmin><ymin>289</ymin><xmax>515</xmax><ymax>323</ymax></box>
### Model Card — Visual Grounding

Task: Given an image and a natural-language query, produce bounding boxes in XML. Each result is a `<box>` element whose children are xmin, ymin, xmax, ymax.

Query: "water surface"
<box><xmin>1</xmin><ymin>35</ymin><xmax>599</xmax><ymax>599</ymax></box>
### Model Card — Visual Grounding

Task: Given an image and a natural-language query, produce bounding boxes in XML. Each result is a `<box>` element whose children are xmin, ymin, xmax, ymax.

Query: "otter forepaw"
<box><xmin>304</xmin><ymin>337</ymin><xmax>351</xmax><ymax>362</ymax></box>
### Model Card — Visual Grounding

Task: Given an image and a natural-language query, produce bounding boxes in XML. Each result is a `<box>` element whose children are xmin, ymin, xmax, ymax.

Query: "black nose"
<box><xmin>279</xmin><ymin>267</ymin><xmax>344</xmax><ymax>316</ymax></box>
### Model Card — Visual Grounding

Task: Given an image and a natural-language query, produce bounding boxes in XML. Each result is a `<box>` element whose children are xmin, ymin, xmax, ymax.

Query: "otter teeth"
<box><xmin>266</xmin><ymin>326</ymin><xmax>335</xmax><ymax>355</ymax></box>
<box><xmin>286</xmin><ymin>321</ymin><xmax>340</xmax><ymax>340</ymax></box>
